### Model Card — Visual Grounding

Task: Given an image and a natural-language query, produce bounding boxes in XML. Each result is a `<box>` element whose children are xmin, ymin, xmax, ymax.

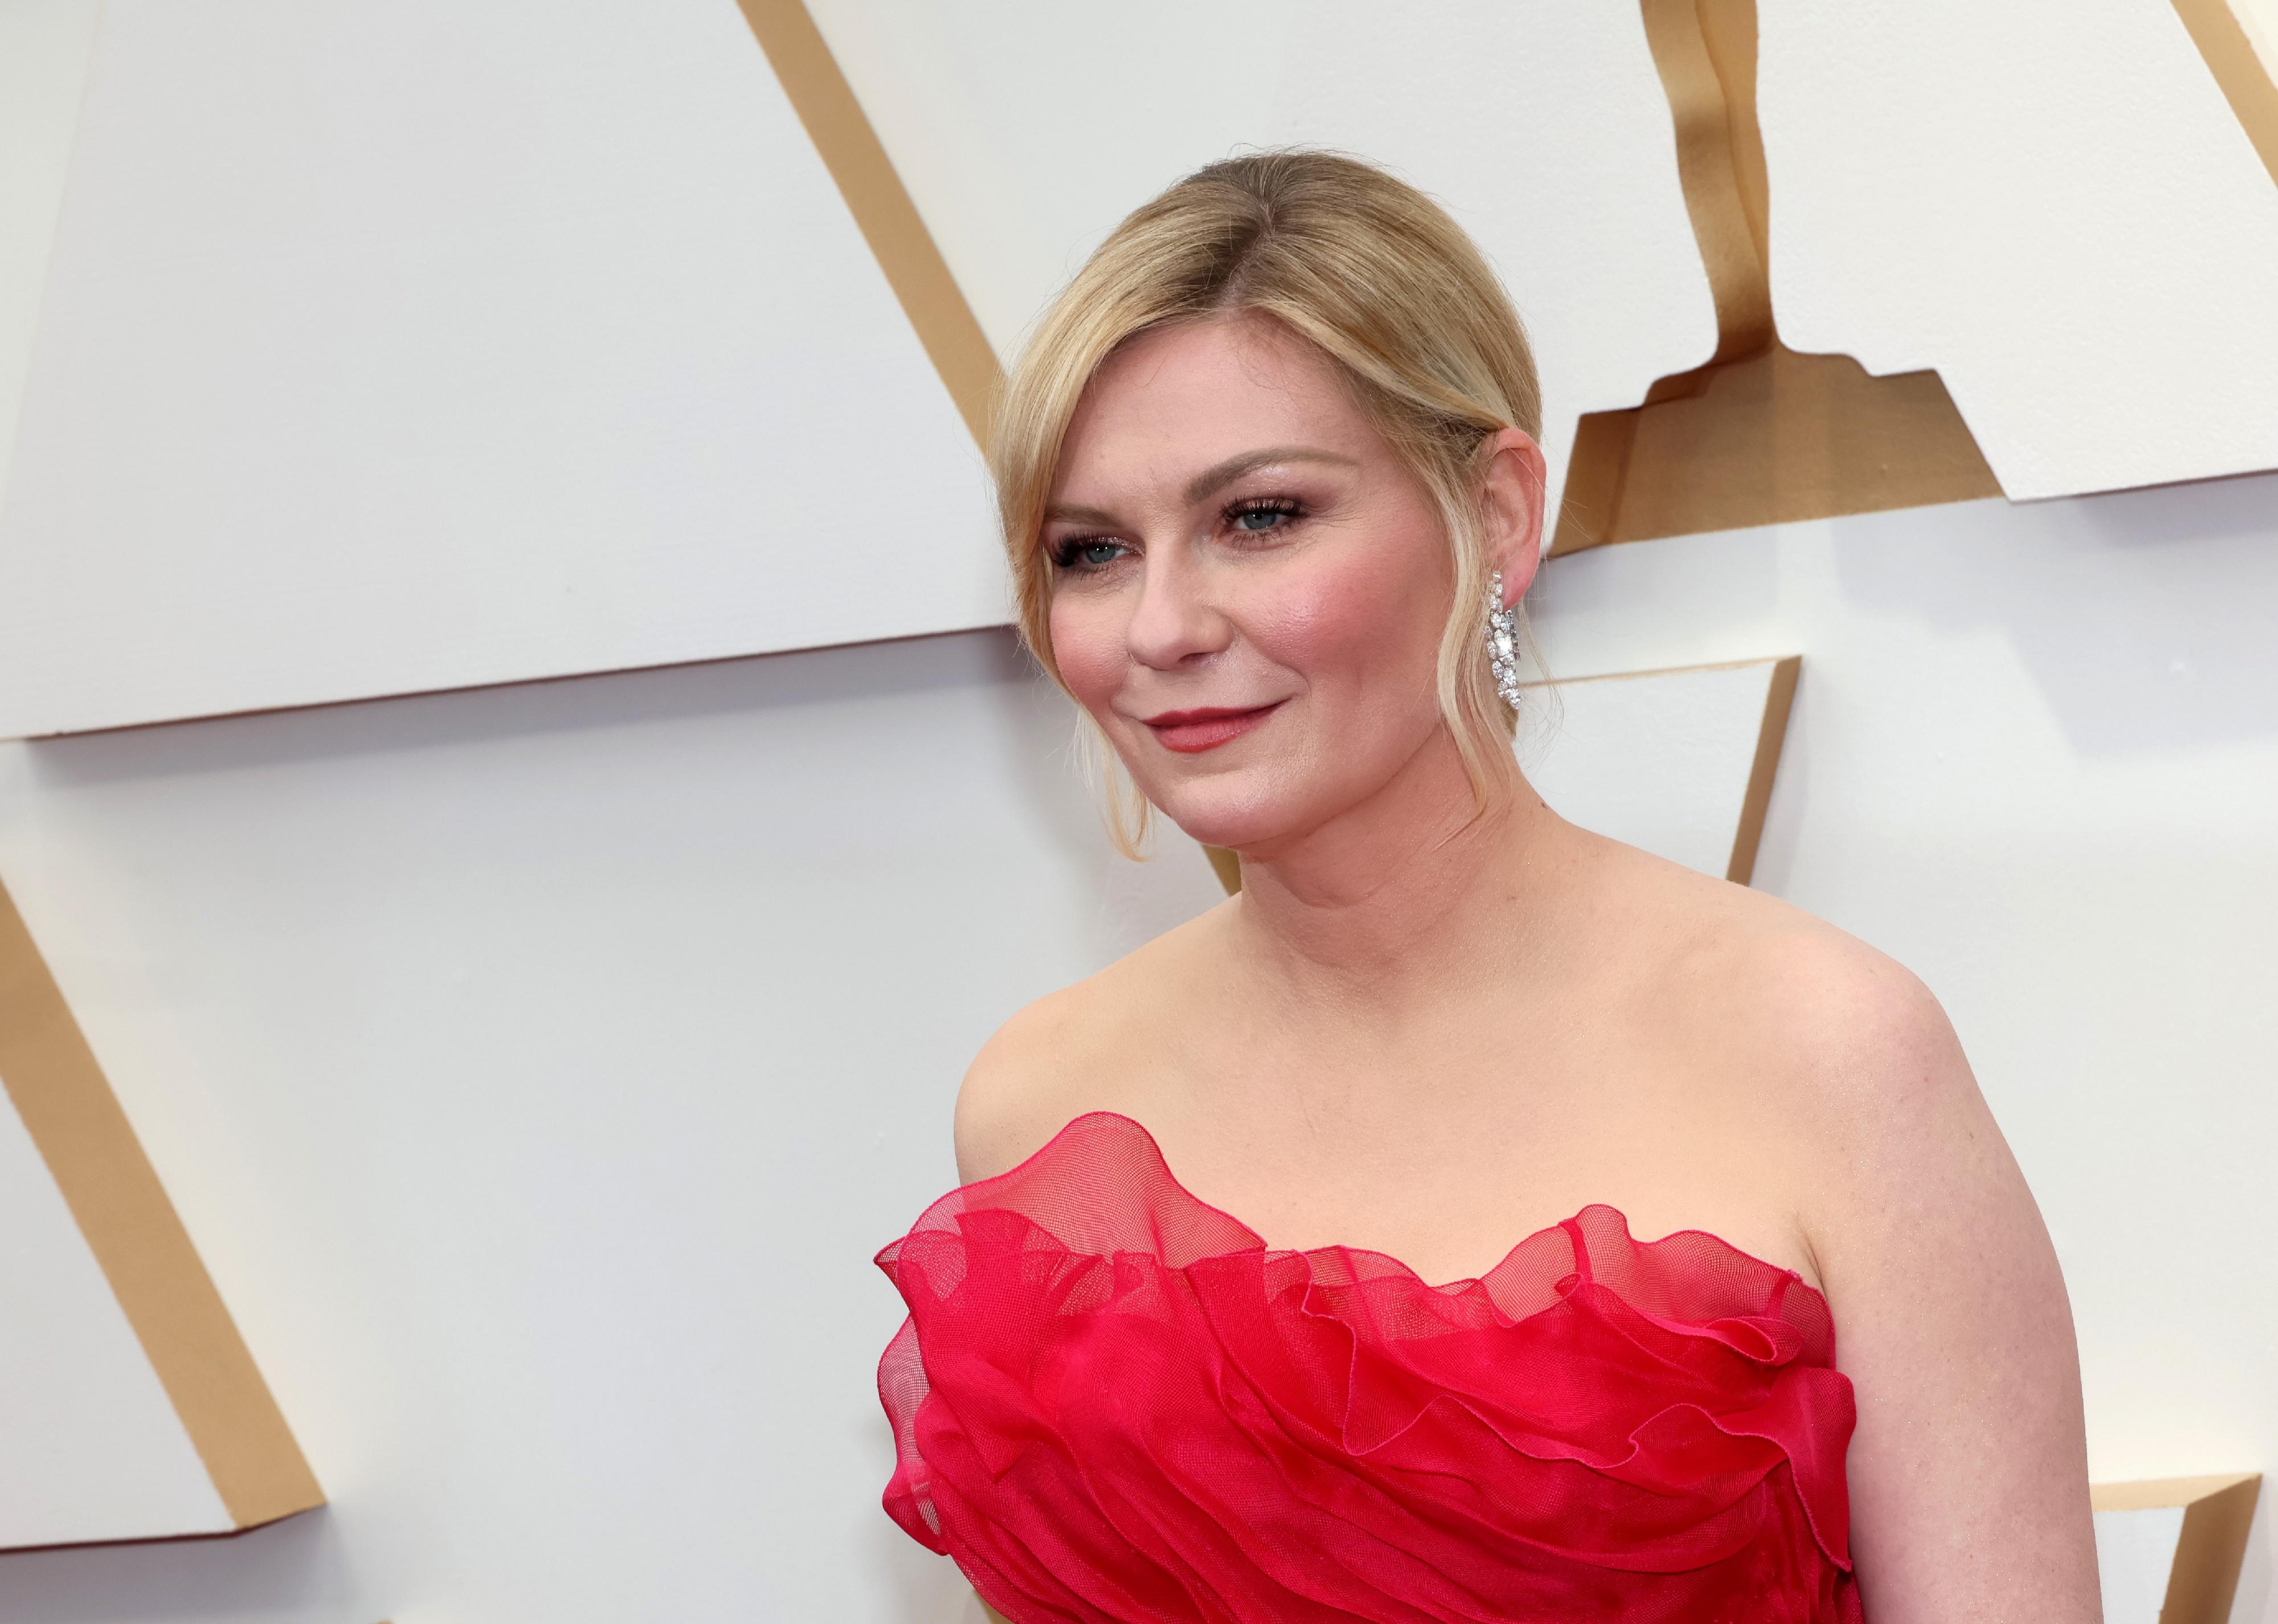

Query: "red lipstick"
<box><xmin>1141</xmin><ymin>703</ymin><xmax>1282</xmax><ymax>754</ymax></box>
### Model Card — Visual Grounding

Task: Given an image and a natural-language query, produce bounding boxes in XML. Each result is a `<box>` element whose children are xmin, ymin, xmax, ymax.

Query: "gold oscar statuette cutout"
<box><xmin>1551</xmin><ymin>0</ymin><xmax>2002</xmax><ymax>556</ymax></box>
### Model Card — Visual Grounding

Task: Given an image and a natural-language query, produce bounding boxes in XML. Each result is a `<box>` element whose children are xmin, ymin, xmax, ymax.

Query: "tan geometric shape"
<box><xmin>2169</xmin><ymin>0</ymin><xmax>2278</xmax><ymax>188</ymax></box>
<box><xmin>1552</xmin><ymin>0</ymin><xmax>1999</xmax><ymax>556</ymax></box>
<box><xmin>0</xmin><ymin>875</ymin><xmax>320</xmax><ymax>1543</ymax></box>
<box><xmin>1726</xmin><ymin>651</ymin><xmax>1800</xmax><ymax>886</ymax></box>
<box><xmin>1560</xmin><ymin>346</ymin><xmax>1998</xmax><ymax>550</ymax></box>
<box><xmin>2092</xmin><ymin>1473</ymin><xmax>2261</xmax><ymax>1624</ymax></box>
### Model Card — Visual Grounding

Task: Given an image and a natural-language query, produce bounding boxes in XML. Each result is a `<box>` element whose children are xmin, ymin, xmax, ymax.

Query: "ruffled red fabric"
<box><xmin>877</xmin><ymin>1112</ymin><xmax>1860</xmax><ymax>1623</ymax></box>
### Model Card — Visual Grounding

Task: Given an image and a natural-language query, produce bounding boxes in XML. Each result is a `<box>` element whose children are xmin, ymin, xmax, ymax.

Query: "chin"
<box><xmin>1148</xmin><ymin>779</ymin><xmax>1305</xmax><ymax>854</ymax></box>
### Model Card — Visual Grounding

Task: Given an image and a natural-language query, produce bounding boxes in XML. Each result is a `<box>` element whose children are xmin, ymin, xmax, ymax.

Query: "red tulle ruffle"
<box><xmin>877</xmin><ymin>1111</ymin><xmax>1860</xmax><ymax>1623</ymax></box>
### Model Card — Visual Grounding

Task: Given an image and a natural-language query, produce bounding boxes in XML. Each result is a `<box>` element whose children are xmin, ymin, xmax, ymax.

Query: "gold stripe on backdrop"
<box><xmin>730</xmin><ymin>0</ymin><xmax>1003</xmax><ymax>446</ymax></box>
<box><xmin>2168</xmin><ymin>0</ymin><xmax>2278</xmax><ymax>189</ymax></box>
<box><xmin>1519</xmin><ymin>655</ymin><xmax>1803</xmax><ymax>888</ymax></box>
<box><xmin>0</xmin><ymin>877</ymin><xmax>322</xmax><ymax>1533</ymax></box>
<box><xmin>1726</xmin><ymin>654</ymin><xmax>1799</xmax><ymax>886</ymax></box>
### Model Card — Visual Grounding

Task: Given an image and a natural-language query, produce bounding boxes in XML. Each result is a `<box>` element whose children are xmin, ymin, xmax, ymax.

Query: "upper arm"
<box><xmin>1801</xmin><ymin>958</ymin><xmax>2100</xmax><ymax>1623</ymax></box>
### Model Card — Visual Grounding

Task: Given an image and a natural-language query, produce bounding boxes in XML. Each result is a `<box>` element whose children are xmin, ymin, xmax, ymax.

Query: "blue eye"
<box><xmin>1051</xmin><ymin>536</ymin><xmax>1128</xmax><ymax>572</ymax></box>
<box><xmin>1229</xmin><ymin>499</ymin><xmax>1301</xmax><ymax>533</ymax></box>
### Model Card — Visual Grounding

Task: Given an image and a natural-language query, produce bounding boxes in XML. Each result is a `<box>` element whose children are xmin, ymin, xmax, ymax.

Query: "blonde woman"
<box><xmin>873</xmin><ymin>152</ymin><xmax>2099</xmax><ymax>1623</ymax></box>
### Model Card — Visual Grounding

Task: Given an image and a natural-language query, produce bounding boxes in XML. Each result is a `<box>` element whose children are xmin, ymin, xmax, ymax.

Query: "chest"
<box><xmin>1110</xmin><ymin>1032</ymin><xmax>1823</xmax><ymax>1291</ymax></box>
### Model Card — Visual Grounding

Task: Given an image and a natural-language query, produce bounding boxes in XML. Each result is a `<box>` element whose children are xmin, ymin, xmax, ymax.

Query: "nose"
<box><xmin>1124</xmin><ymin>544</ymin><xmax>1231</xmax><ymax>671</ymax></box>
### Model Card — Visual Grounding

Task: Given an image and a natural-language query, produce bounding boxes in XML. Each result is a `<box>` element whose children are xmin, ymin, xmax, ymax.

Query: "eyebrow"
<box><xmin>1183</xmin><ymin>446</ymin><xmax>1356</xmax><ymax>505</ymax></box>
<box><xmin>1042</xmin><ymin>500</ymin><xmax>1121</xmax><ymax>528</ymax></box>
<box><xmin>1042</xmin><ymin>446</ymin><xmax>1358</xmax><ymax>528</ymax></box>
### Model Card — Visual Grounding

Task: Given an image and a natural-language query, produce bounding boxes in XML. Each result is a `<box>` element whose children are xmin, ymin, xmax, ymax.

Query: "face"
<box><xmin>1042</xmin><ymin>315</ymin><xmax>1472</xmax><ymax>854</ymax></box>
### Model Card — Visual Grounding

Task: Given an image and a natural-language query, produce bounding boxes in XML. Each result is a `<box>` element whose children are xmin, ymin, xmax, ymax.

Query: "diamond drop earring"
<box><xmin>1484</xmin><ymin>571</ymin><xmax>1524</xmax><ymax>708</ymax></box>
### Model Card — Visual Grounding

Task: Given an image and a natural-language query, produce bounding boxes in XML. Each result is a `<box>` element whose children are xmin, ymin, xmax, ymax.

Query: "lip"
<box><xmin>1138</xmin><ymin>702</ymin><xmax>1283</xmax><ymax>754</ymax></box>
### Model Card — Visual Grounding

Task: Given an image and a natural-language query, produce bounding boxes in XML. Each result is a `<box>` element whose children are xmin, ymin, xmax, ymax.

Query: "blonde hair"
<box><xmin>991</xmin><ymin>149</ymin><xmax>1544</xmax><ymax>854</ymax></box>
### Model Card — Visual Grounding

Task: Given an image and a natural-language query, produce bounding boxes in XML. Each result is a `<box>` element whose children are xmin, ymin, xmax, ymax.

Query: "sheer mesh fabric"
<box><xmin>877</xmin><ymin>1112</ymin><xmax>1861</xmax><ymax>1623</ymax></box>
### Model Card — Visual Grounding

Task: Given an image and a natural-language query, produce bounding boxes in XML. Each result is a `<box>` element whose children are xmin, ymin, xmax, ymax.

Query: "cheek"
<box><xmin>1048</xmin><ymin>592</ymin><xmax>1126</xmax><ymax>711</ymax></box>
<box><xmin>1247</xmin><ymin>534</ymin><xmax>1446</xmax><ymax>690</ymax></box>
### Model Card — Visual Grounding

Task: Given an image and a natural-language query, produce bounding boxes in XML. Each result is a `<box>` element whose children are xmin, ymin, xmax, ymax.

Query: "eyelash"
<box><xmin>1048</xmin><ymin>497</ymin><xmax>1307</xmax><ymax>572</ymax></box>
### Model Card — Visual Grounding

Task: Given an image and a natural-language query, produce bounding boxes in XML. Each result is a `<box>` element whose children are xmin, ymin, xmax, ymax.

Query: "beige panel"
<box><xmin>1560</xmin><ymin>346</ymin><xmax>1998</xmax><ymax>550</ymax></box>
<box><xmin>0</xmin><ymin>876</ymin><xmax>320</xmax><ymax>1532</ymax></box>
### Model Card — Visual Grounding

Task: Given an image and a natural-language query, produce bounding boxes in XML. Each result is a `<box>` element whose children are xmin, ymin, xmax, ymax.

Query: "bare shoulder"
<box><xmin>1613</xmin><ymin>844</ymin><xmax>1972</xmax><ymax>1135</ymax></box>
<box><xmin>952</xmin><ymin>905</ymin><xmax>1227</xmax><ymax>1185</ymax></box>
<box><xmin>1589</xmin><ymin>841</ymin><xmax>2003</xmax><ymax>1262</ymax></box>
<box><xmin>1741</xmin><ymin>908</ymin><xmax>1982</xmax><ymax>1207</ymax></box>
<box><xmin>1596</xmin><ymin>856</ymin><xmax>2096</xmax><ymax>1611</ymax></box>
<box><xmin>950</xmin><ymin>980</ymin><xmax>1105</xmax><ymax>1185</ymax></box>
<box><xmin>1711</xmin><ymin>897</ymin><xmax>2036</xmax><ymax>1297</ymax></box>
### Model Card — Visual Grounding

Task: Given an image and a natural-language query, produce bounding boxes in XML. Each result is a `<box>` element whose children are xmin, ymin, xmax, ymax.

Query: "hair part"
<box><xmin>990</xmin><ymin>149</ymin><xmax>1546</xmax><ymax>856</ymax></box>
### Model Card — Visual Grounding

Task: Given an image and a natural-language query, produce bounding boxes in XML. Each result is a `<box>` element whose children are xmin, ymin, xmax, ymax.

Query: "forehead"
<box><xmin>1052</xmin><ymin>315</ymin><xmax>1379</xmax><ymax>497</ymax></box>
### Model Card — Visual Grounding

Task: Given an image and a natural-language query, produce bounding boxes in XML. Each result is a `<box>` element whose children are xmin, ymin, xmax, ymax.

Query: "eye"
<box><xmin>1048</xmin><ymin>536</ymin><xmax>1130</xmax><ymax>572</ymax></box>
<box><xmin>1227</xmin><ymin>497</ymin><xmax>1302</xmax><ymax>534</ymax></box>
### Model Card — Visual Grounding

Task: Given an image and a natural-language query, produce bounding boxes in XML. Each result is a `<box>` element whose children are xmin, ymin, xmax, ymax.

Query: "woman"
<box><xmin>875</xmin><ymin>152</ymin><xmax>2099</xmax><ymax>1623</ymax></box>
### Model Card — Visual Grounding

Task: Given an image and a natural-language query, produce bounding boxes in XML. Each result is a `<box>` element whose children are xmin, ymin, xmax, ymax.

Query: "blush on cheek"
<box><xmin>1049</xmin><ymin>598</ymin><xmax>1125</xmax><ymax>716</ymax></box>
<box><xmin>1244</xmin><ymin>535</ymin><xmax>1439</xmax><ymax>681</ymax></box>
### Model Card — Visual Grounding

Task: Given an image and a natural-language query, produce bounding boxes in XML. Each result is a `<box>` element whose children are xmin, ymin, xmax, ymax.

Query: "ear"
<box><xmin>1478</xmin><ymin>427</ymin><xmax>1548</xmax><ymax>606</ymax></box>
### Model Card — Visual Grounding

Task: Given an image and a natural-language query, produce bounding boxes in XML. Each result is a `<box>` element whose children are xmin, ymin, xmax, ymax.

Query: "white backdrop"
<box><xmin>0</xmin><ymin>0</ymin><xmax>1002</xmax><ymax>737</ymax></box>
<box><xmin>10</xmin><ymin>0</ymin><xmax>2272</xmax><ymax>733</ymax></box>
<box><xmin>0</xmin><ymin>1086</ymin><xmax>232</xmax><ymax>1547</ymax></box>
<box><xmin>1765</xmin><ymin>0</ymin><xmax>2278</xmax><ymax>497</ymax></box>
<box><xmin>2</xmin><ymin>1</ymin><xmax>2276</xmax><ymax>1620</ymax></box>
<box><xmin>0</xmin><ymin>472</ymin><xmax>2273</xmax><ymax>1622</ymax></box>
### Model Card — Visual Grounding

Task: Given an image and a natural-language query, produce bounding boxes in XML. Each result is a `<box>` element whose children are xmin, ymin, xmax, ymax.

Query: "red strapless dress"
<box><xmin>876</xmin><ymin>1112</ymin><xmax>1861</xmax><ymax>1623</ymax></box>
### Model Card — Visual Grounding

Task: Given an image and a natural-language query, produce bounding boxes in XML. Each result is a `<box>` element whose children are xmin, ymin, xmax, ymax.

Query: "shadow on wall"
<box><xmin>15</xmin><ymin>625</ymin><xmax>1222</xmax><ymax>973</ymax></box>
<box><xmin>0</xmin><ymin>1506</ymin><xmax>348</xmax><ymax>1621</ymax></box>
<box><xmin>21</xmin><ymin>628</ymin><xmax>1047</xmax><ymax>784</ymax></box>
<box><xmin>16</xmin><ymin>625</ymin><xmax>1114</xmax><ymax>905</ymax></box>
<box><xmin>1828</xmin><ymin>468</ymin><xmax>2278</xmax><ymax>756</ymax></box>
<box><xmin>1529</xmin><ymin>507</ymin><xmax>1786</xmax><ymax>638</ymax></box>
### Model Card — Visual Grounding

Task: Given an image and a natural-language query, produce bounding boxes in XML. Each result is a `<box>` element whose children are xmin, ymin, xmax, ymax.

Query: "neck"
<box><xmin>1224</xmin><ymin>731</ymin><xmax>1579</xmax><ymax>1018</ymax></box>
